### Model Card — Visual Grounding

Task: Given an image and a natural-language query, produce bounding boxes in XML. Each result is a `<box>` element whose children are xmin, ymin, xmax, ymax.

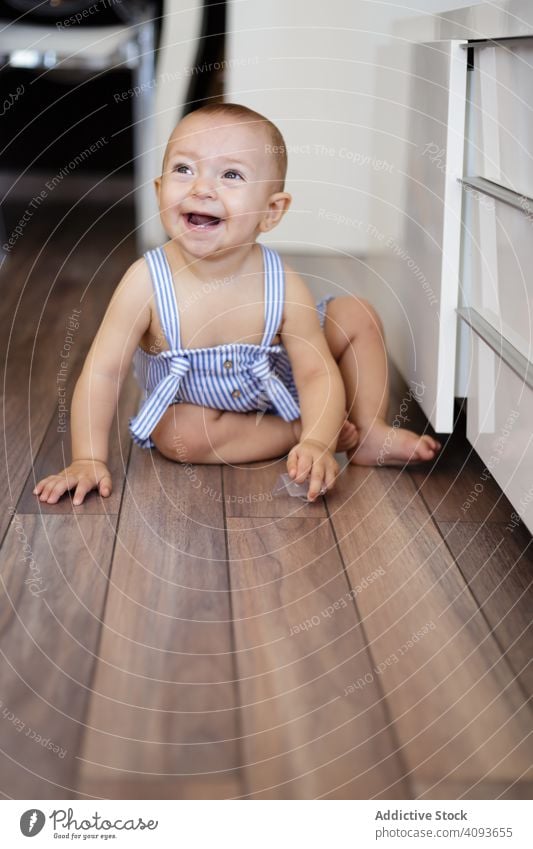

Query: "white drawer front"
<box><xmin>471</xmin><ymin>39</ymin><xmax>533</xmax><ymax>198</ymax></box>
<box><xmin>462</xmin><ymin>190</ymin><xmax>533</xmax><ymax>363</ymax></box>
<box><xmin>466</xmin><ymin>330</ymin><xmax>533</xmax><ymax>534</ymax></box>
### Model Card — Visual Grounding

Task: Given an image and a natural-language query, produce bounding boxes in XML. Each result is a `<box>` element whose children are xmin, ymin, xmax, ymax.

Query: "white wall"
<box><xmin>226</xmin><ymin>0</ymin><xmax>483</xmax><ymax>255</ymax></box>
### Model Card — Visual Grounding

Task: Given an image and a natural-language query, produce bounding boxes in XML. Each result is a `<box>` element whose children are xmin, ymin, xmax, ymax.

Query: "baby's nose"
<box><xmin>191</xmin><ymin>175</ymin><xmax>217</xmax><ymax>198</ymax></box>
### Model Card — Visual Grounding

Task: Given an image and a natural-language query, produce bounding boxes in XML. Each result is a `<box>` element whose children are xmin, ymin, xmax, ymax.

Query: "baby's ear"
<box><xmin>260</xmin><ymin>191</ymin><xmax>292</xmax><ymax>232</ymax></box>
<box><xmin>154</xmin><ymin>176</ymin><xmax>161</xmax><ymax>202</ymax></box>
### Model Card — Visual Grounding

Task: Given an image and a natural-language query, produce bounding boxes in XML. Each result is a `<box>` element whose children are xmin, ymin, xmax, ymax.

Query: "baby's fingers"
<box><xmin>293</xmin><ymin>452</ymin><xmax>313</xmax><ymax>484</ymax></box>
<box><xmin>98</xmin><ymin>474</ymin><xmax>112</xmax><ymax>498</ymax></box>
<box><xmin>307</xmin><ymin>462</ymin><xmax>327</xmax><ymax>501</ymax></box>
<box><xmin>308</xmin><ymin>456</ymin><xmax>340</xmax><ymax>501</ymax></box>
<box><xmin>37</xmin><ymin>475</ymin><xmax>72</xmax><ymax>504</ymax></box>
<box><xmin>324</xmin><ymin>460</ymin><xmax>339</xmax><ymax>491</ymax></box>
<box><xmin>72</xmin><ymin>478</ymin><xmax>97</xmax><ymax>506</ymax></box>
<box><xmin>33</xmin><ymin>477</ymin><xmax>51</xmax><ymax>496</ymax></box>
<box><xmin>287</xmin><ymin>448</ymin><xmax>299</xmax><ymax>479</ymax></box>
<box><xmin>287</xmin><ymin>448</ymin><xmax>307</xmax><ymax>480</ymax></box>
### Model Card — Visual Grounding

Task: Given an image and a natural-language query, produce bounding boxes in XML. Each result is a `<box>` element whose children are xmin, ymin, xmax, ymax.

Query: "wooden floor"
<box><xmin>1</xmin><ymin>204</ymin><xmax>532</xmax><ymax>800</ymax></box>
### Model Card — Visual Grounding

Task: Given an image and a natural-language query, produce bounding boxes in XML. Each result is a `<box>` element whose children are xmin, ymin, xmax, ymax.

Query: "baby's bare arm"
<box><xmin>281</xmin><ymin>268</ymin><xmax>345</xmax><ymax>498</ymax></box>
<box><xmin>34</xmin><ymin>258</ymin><xmax>152</xmax><ymax>504</ymax></box>
<box><xmin>71</xmin><ymin>259</ymin><xmax>151</xmax><ymax>461</ymax></box>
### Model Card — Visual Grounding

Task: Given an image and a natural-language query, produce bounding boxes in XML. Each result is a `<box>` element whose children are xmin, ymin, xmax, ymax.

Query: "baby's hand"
<box><xmin>287</xmin><ymin>439</ymin><xmax>339</xmax><ymax>501</ymax></box>
<box><xmin>33</xmin><ymin>459</ymin><xmax>112</xmax><ymax>506</ymax></box>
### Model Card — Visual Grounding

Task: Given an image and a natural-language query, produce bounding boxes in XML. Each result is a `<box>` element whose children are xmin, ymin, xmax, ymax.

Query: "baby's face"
<box><xmin>155</xmin><ymin>112</ymin><xmax>290</xmax><ymax>259</ymax></box>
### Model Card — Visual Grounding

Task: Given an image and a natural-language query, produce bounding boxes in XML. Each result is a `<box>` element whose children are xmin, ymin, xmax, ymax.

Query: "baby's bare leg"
<box><xmin>323</xmin><ymin>296</ymin><xmax>441</xmax><ymax>466</ymax></box>
<box><xmin>151</xmin><ymin>402</ymin><xmax>299</xmax><ymax>464</ymax></box>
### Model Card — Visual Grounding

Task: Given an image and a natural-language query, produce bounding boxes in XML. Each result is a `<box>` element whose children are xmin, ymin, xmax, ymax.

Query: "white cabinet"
<box><xmin>363</xmin><ymin>39</ymin><xmax>468</xmax><ymax>432</ymax></box>
<box><xmin>461</xmin><ymin>186</ymin><xmax>533</xmax><ymax>364</ymax></box>
<box><xmin>469</xmin><ymin>40</ymin><xmax>533</xmax><ymax>198</ymax></box>
<box><xmin>378</xmin><ymin>40</ymin><xmax>467</xmax><ymax>434</ymax></box>
<box><xmin>458</xmin><ymin>37</ymin><xmax>533</xmax><ymax>533</ymax></box>
<box><xmin>466</xmin><ymin>331</ymin><xmax>533</xmax><ymax>531</ymax></box>
<box><xmin>367</xmin><ymin>25</ymin><xmax>533</xmax><ymax>532</ymax></box>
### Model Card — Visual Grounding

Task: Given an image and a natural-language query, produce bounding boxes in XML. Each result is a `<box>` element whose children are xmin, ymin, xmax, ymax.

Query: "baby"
<box><xmin>34</xmin><ymin>103</ymin><xmax>440</xmax><ymax>506</ymax></box>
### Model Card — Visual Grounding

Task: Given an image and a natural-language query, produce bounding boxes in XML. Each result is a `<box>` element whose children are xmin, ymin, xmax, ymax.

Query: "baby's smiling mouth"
<box><xmin>186</xmin><ymin>212</ymin><xmax>222</xmax><ymax>228</ymax></box>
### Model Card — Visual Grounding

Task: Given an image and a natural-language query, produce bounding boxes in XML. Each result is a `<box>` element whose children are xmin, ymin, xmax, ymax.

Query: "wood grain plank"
<box><xmin>77</xmin><ymin>449</ymin><xmax>239</xmax><ymax>796</ymax></box>
<box><xmin>1</xmin><ymin>208</ymin><xmax>136</xmax><ymax>537</ymax></box>
<box><xmin>17</xmin><ymin>369</ymin><xmax>140</xmax><ymax>514</ymax></box>
<box><xmin>439</xmin><ymin>521</ymin><xmax>533</xmax><ymax>699</ymax></box>
<box><xmin>75</xmin><ymin>774</ymin><xmax>242</xmax><ymax>800</ymax></box>
<box><xmin>227</xmin><ymin>517</ymin><xmax>410</xmax><ymax>799</ymax></box>
<box><xmin>223</xmin><ymin>458</ymin><xmax>327</xmax><ymax>518</ymax></box>
<box><xmin>0</xmin><ymin>515</ymin><xmax>116</xmax><ymax>798</ymax></box>
<box><xmin>327</xmin><ymin>466</ymin><xmax>533</xmax><ymax>785</ymax></box>
<box><xmin>410</xmin><ymin>407</ymin><xmax>515</xmax><ymax>524</ymax></box>
<box><xmin>413</xmin><ymin>779</ymin><xmax>533</xmax><ymax>800</ymax></box>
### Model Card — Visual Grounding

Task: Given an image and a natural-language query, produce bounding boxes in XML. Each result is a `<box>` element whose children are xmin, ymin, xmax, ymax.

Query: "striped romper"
<box><xmin>128</xmin><ymin>244</ymin><xmax>334</xmax><ymax>449</ymax></box>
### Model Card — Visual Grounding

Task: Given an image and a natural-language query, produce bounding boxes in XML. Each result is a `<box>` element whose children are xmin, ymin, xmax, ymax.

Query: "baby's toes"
<box><xmin>337</xmin><ymin>421</ymin><xmax>359</xmax><ymax>451</ymax></box>
<box><xmin>341</xmin><ymin>421</ymin><xmax>357</xmax><ymax>437</ymax></box>
<box><xmin>345</xmin><ymin>423</ymin><xmax>359</xmax><ymax>450</ymax></box>
<box><xmin>418</xmin><ymin>436</ymin><xmax>440</xmax><ymax>459</ymax></box>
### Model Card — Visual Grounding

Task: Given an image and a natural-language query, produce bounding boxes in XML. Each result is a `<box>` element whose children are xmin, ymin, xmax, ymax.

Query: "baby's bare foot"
<box><xmin>336</xmin><ymin>420</ymin><xmax>359</xmax><ymax>452</ymax></box>
<box><xmin>292</xmin><ymin>415</ymin><xmax>359</xmax><ymax>452</ymax></box>
<box><xmin>347</xmin><ymin>419</ymin><xmax>441</xmax><ymax>467</ymax></box>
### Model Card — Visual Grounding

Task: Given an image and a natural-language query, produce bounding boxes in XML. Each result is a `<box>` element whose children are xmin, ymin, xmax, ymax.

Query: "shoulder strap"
<box><xmin>260</xmin><ymin>245</ymin><xmax>285</xmax><ymax>347</ymax></box>
<box><xmin>144</xmin><ymin>246</ymin><xmax>181</xmax><ymax>350</ymax></box>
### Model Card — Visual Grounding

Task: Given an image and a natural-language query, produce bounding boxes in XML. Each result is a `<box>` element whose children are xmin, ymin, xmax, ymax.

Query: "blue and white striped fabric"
<box><xmin>129</xmin><ymin>244</ymin><xmax>333</xmax><ymax>449</ymax></box>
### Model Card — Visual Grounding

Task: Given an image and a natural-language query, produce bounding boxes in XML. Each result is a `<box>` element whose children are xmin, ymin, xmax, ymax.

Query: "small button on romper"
<box><xmin>129</xmin><ymin>244</ymin><xmax>334</xmax><ymax>449</ymax></box>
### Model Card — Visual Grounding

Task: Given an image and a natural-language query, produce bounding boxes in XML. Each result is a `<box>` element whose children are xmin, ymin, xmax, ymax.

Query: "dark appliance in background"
<box><xmin>0</xmin><ymin>0</ymin><xmax>155</xmax><ymax>25</ymax></box>
<box><xmin>184</xmin><ymin>0</ymin><xmax>226</xmax><ymax>114</ymax></box>
<box><xmin>0</xmin><ymin>1</ymin><xmax>226</xmax><ymax>205</ymax></box>
<box><xmin>0</xmin><ymin>0</ymin><xmax>161</xmax><ymax>189</ymax></box>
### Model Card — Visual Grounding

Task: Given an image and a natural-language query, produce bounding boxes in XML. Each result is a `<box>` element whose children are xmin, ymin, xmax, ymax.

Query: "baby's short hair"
<box><xmin>184</xmin><ymin>102</ymin><xmax>288</xmax><ymax>190</ymax></box>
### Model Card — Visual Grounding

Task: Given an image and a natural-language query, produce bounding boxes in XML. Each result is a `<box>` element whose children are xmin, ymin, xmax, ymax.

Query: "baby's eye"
<box><xmin>223</xmin><ymin>170</ymin><xmax>244</xmax><ymax>181</ymax></box>
<box><xmin>173</xmin><ymin>163</ymin><xmax>192</xmax><ymax>175</ymax></box>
